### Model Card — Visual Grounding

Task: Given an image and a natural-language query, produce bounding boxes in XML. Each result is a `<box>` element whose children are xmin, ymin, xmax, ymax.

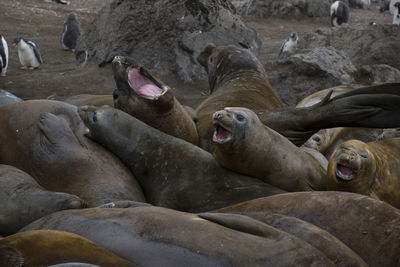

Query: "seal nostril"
<box><xmin>93</xmin><ymin>112</ymin><xmax>98</xmax><ymax>123</ymax></box>
<box><xmin>113</xmin><ymin>88</ymin><xmax>119</xmax><ymax>100</ymax></box>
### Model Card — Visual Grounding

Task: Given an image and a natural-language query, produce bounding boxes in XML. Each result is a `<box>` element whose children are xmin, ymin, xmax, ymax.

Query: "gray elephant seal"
<box><xmin>212</xmin><ymin>107</ymin><xmax>327</xmax><ymax>192</ymax></box>
<box><xmin>217</xmin><ymin>191</ymin><xmax>400</xmax><ymax>267</ymax></box>
<box><xmin>112</xmin><ymin>56</ymin><xmax>198</xmax><ymax>145</ymax></box>
<box><xmin>0</xmin><ymin>100</ymin><xmax>145</xmax><ymax>206</ymax></box>
<box><xmin>78</xmin><ymin>106</ymin><xmax>284</xmax><ymax>212</ymax></box>
<box><xmin>0</xmin><ymin>164</ymin><xmax>86</xmax><ymax>236</ymax></box>
<box><xmin>0</xmin><ymin>89</ymin><xmax>23</xmax><ymax>107</ymax></box>
<box><xmin>326</xmin><ymin>138</ymin><xmax>400</xmax><ymax>208</ymax></box>
<box><xmin>0</xmin><ymin>230</ymin><xmax>135</xmax><ymax>266</ymax></box>
<box><xmin>21</xmin><ymin>206</ymin><xmax>336</xmax><ymax>266</ymax></box>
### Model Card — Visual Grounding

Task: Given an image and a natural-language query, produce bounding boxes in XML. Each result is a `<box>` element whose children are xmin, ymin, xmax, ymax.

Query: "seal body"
<box><xmin>217</xmin><ymin>191</ymin><xmax>400</xmax><ymax>267</ymax></box>
<box><xmin>0</xmin><ymin>89</ymin><xmax>23</xmax><ymax>107</ymax></box>
<box><xmin>0</xmin><ymin>34</ymin><xmax>9</xmax><ymax>76</ymax></box>
<box><xmin>0</xmin><ymin>164</ymin><xmax>86</xmax><ymax>236</ymax></box>
<box><xmin>0</xmin><ymin>230</ymin><xmax>135</xmax><ymax>266</ymax></box>
<box><xmin>326</xmin><ymin>138</ymin><xmax>400</xmax><ymax>208</ymax></box>
<box><xmin>112</xmin><ymin>56</ymin><xmax>198</xmax><ymax>145</ymax></box>
<box><xmin>78</xmin><ymin>106</ymin><xmax>284</xmax><ymax>212</ymax></box>
<box><xmin>61</xmin><ymin>12</ymin><xmax>82</xmax><ymax>52</ymax></box>
<box><xmin>14</xmin><ymin>37</ymin><xmax>43</xmax><ymax>69</ymax></box>
<box><xmin>21</xmin><ymin>206</ymin><xmax>336</xmax><ymax>266</ymax></box>
<box><xmin>0</xmin><ymin>100</ymin><xmax>145</xmax><ymax>206</ymax></box>
<box><xmin>330</xmin><ymin>1</ymin><xmax>349</xmax><ymax>26</ymax></box>
<box><xmin>62</xmin><ymin>94</ymin><xmax>114</xmax><ymax>107</ymax></box>
<box><xmin>196</xmin><ymin>44</ymin><xmax>284</xmax><ymax>151</ymax></box>
<box><xmin>212</xmin><ymin>107</ymin><xmax>327</xmax><ymax>192</ymax></box>
<box><xmin>277</xmin><ymin>32</ymin><xmax>298</xmax><ymax>59</ymax></box>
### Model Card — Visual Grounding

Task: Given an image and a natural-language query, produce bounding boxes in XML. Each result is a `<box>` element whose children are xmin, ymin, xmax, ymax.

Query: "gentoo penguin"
<box><xmin>393</xmin><ymin>2</ymin><xmax>400</xmax><ymax>24</ymax></box>
<box><xmin>390</xmin><ymin>0</ymin><xmax>400</xmax><ymax>14</ymax></box>
<box><xmin>0</xmin><ymin>34</ymin><xmax>8</xmax><ymax>77</ymax></box>
<box><xmin>13</xmin><ymin>37</ymin><xmax>43</xmax><ymax>69</ymax></box>
<box><xmin>330</xmin><ymin>1</ymin><xmax>349</xmax><ymax>26</ymax></box>
<box><xmin>277</xmin><ymin>32</ymin><xmax>298</xmax><ymax>59</ymax></box>
<box><xmin>61</xmin><ymin>12</ymin><xmax>82</xmax><ymax>52</ymax></box>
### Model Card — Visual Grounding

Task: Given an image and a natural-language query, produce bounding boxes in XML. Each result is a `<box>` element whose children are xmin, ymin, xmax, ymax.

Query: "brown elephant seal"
<box><xmin>78</xmin><ymin>106</ymin><xmax>284</xmax><ymax>212</ymax></box>
<box><xmin>62</xmin><ymin>94</ymin><xmax>114</xmax><ymax>107</ymax></box>
<box><xmin>326</xmin><ymin>138</ymin><xmax>400</xmax><ymax>208</ymax></box>
<box><xmin>196</xmin><ymin>43</ymin><xmax>284</xmax><ymax>151</ymax></box>
<box><xmin>212</xmin><ymin>107</ymin><xmax>326</xmax><ymax>191</ymax></box>
<box><xmin>21</xmin><ymin>206</ymin><xmax>336</xmax><ymax>266</ymax></box>
<box><xmin>112</xmin><ymin>56</ymin><xmax>198</xmax><ymax>145</ymax></box>
<box><xmin>197</xmin><ymin>44</ymin><xmax>400</xmax><ymax>147</ymax></box>
<box><xmin>217</xmin><ymin>191</ymin><xmax>400</xmax><ymax>267</ymax></box>
<box><xmin>0</xmin><ymin>230</ymin><xmax>135</xmax><ymax>266</ymax></box>
<box><xmin>0</xmin><ymin>100</ymin><xmax>145</xmax><ymax>206</ymax></box>
<box><xmin>0</xmin><ymin>164</ymin><xmax>86</xmax><ymax>236</ymax></box>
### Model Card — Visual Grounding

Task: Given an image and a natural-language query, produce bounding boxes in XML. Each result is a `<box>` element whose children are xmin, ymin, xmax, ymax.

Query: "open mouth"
<box><xmin>335</xmin><ymin>164</ymin><xmax>355</xmax><ymax>181</ymax></box>
<box><xmin>213</xmin><ymin>124</ymin><xmax>233</xmax><ymax>144</ymax></box>
<box><xmin>127</xmin><ymin>67</ymin><xmax>166</xmax><ymax>99</ymax></box>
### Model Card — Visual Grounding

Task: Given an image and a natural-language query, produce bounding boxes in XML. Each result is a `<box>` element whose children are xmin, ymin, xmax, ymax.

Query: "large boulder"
<box><xmin>232</xmin><ymin>0</ymin><xmax>338</xmax><ymax>17</ymax></box>
<box><xmin>300</xmin><ymin>24</ymin><xmax>400</xmax><ymax>70</ymax></box>
<box><xmin>266</xmin><ymin>46</ymin><xmax>356</xmax><ymax>106</ymax></box>
<box><xmin>75</xmin><ymin>0</ymin><xmax>261</xmax><ymax>82</ymax></box>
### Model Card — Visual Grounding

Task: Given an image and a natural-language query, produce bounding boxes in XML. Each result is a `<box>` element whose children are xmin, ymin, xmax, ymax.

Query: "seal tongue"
<box><xmin>128</xmin><ymin>69</ymin><xmax>163</xmax><ymax>97</ymax></box>
<box><xmin>216</xmin><ymin>125</ymin><xmax>232</xmax><ymax>141</ymax></box>
<box><xmin>337</xmin><ymin>164</ymin><xmax>353</xmax><ymax>176</ymax></box>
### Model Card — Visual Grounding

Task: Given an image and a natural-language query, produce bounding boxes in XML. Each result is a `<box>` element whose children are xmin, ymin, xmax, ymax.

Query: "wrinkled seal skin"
<box><xmin>112</xmin><ymin>56</ymin><xmax>199</xmax><ymax>145</ymax></box>
<box><xmin>196</xmin><ymin>44</ymin><xmax>284</xmax><ymax>151</ymax></box>
<box><xmin>78</xmin><ymin>106</ymin><xmax>284</xmax><ymax>212</ymax></box>
<box><xmin>0</xmin><ymin>230</ymin><xmax>135</xmax><ymax>266</ymax></box>
<box><xmin>212</xmin><ymin>107</ymin><xmax>327</xmax><ymax>192</ymax></box>
<box><xmin>0</xmin><ymin>100</ymin><xmax>145</xmax><ymax>207</ymax></box>
<box><xmin>326</xmin><ymin>139</ymin><xmax>400</xmax><ymax>208</ymax></box>
<box><xmin>216</xmin><ymin>191</ymin><xmax>400</xmax><ymax>267</ymax></box>
<box><xmin>21</xmin><ymin>206</ymin><xmax>335</xmax><ymax>266</ymax></box>
<box><xmin>0</xmin><ymin>164</ymin><xmax>86</xmax><ymax>236</ymax></box>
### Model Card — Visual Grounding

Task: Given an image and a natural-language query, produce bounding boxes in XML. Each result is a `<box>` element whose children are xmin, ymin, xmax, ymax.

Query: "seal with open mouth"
<box><xmin>112</xmin><ymin>56</ymin><xmax>198</xmax><ymax>145</ymax></box>
<box><xmin>212</xmin><ymin>107</ymin><xmax>327</xmax><ymax>192</ymax></box>
<box><xmin>326</xmin><ymin>139</ymin><xmax>400</xmax><ymax>208</ymax></box>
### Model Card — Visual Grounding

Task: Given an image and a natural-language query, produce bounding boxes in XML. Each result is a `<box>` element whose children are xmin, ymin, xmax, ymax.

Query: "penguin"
<box><xmin>13</xmin><ymin>37</ymin><xmax>43</xmax><ymax>69</ymax></box>
<box><xmin>330</xmin><ymin>1</ymin><xmax>349</xmax><ymax>27</ymax></box>
<box><xmin>61</xmin><ymin>12</ymin><xmax>82</xmax><ymax>52</ymax></box>
<box><xmin>390</xmin><ymin>0</ymin><xmax>400</xmax><ymax>14</ymax></box>
<box><xmin>393</xmin><ymin>2</ymin><xmax>400</xmax><ymax>24</ymax></box>
<box><xmin>380</xmin><ymin>0</ymin><xmax>391</xmax><ymax>12</ymax></box>
<box><xmin>0</xmin><ymin>34</ymin><xmax>9</xmax><ymax>77</ymax></box>
<box><xmin>277</xmin><ymin>32</ymin><xmax>298</xmax><ymax>60</ymax></box>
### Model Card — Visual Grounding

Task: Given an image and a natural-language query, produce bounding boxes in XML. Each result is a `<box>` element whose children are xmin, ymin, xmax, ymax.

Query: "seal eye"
<box><xmin>209</xmin><ymin>57</ymin><xmax>213</xmax><ymax>64</ymax></box>
<box><xmin>113</xmin><ymin>88</ymin><xmax>119</xmax><ymax>100</ymax></box>
<box><xmin>312</xmin><ymin>136</ymin><xmax>321</xmax><ymax>142</ymax></box>
<box><xmin>235</xmin><ymin>114</ymin><xmax>245</xmax><ymax>122</ymax></box>
<box><xmin>359</xmin><ymin>154</ymin><xmax>368</xmax><ymax>159</ymax></box>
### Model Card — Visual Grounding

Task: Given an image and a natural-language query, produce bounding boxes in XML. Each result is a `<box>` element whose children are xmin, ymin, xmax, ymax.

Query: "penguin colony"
<box><xmin>0</xmin><ymin>11</ymin><xmax>81</xmax><ymax>76</ymax></box>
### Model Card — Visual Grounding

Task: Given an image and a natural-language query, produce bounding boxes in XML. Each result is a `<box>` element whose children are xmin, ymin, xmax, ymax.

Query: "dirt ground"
<box><xmin>0</xmin><ymin>0</ymin><xmax>394</xmax><ymax>108</ymax></box>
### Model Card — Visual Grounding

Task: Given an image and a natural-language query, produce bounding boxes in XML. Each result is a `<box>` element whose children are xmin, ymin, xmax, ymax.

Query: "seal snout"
<box><xmin>127</xmin><ymin>67</ymin><xmax>166</xmax><ymax>100</ymax></box>
<box><xmin>334</xmin><ymin>149</ymin><xmax>359</xmax><ymax>181</ymax></box>
<box><xmin>212</xmin><ymin>110</ymin><xmax>233</xmax><ymax>144</ymax></box>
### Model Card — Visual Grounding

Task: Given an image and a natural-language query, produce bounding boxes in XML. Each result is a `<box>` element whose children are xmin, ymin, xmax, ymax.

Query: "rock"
<box><xmin>300</xmin><ymin>24</ymin><xmax>400</xmax><ymax>70</ymax></box>
<box><xmin>266</xmin><ymin>46</ymin><xmax>356</xmax><ymax>106</ymax></box>
<box><xmin>75</xmin><ymin>0</ymin><xmax>261</xmax><ymax>82</ymax></box>
<box><xmin>232</xmin><ymin>0</ymin><xmax>338</xmax><ymax>17</ymax></box>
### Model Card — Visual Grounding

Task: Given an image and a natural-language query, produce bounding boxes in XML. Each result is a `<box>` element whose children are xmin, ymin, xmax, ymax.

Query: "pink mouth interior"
<box><xmin>215</xmin><ymin>125</ymin><xmax>232</xmax><ymax>142</ymax></box>
<box><xmin>128</xmin><ymin>69</ymin><xmax>163</xmax><ymax>98</ymax></box>
<box><xmin>337</xmin><ymin>164</ymin><xmax>354</xmax><ymax>176</ymax></box>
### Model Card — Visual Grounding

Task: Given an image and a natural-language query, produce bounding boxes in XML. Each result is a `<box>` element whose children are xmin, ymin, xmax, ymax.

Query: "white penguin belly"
<box><xmin>18</xmin><ymin>47</ymin><xmax>40</xmax><ymax>67</ymax></box>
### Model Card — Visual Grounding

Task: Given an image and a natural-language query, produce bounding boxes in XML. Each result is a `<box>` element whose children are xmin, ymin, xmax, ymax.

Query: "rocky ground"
<box><xmin>0</xmin><ymin>0</ymin><xmax>395</xmax><ymax>108</ymax></box>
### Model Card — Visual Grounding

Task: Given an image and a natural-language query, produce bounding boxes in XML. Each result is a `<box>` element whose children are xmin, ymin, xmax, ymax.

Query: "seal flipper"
<box><xmin>198</xmin><ymin>213</ymin><xmax>282</xmax><ymax>239</ymax></box>
<box><xmin>38</xmin><ymin>112</ymin><xmax>80</xmax><ymax>146</ymax></box>
<box><xmin>0</xmin><ymin>246</ymin><xmax>24</xmax><ymax>267</ymax></box>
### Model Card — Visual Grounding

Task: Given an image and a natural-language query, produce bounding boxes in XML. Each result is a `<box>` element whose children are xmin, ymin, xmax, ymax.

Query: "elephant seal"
<box><xmin>0</xmin><ymin>89</ymin><xmax>23</xmax><ymax>107</ymax></box>
<box><xmin>21</xmin><ymin>206</ymin><xmax>336</xmax><ymax>266</ymax></box>
<box><xmin>0</xmin><ymin>164</ymin><xmax>86</xmax><ymax>236</ymax></box>
<box><xmin>217</xmin><ymin>191</ymin><xmax>400</xmax><ymax>267</ymax></box>
<box><xmin>62</xmin><ymin>94</ymin><xmax>114</xmax><ymax>107</ymax></box>
<box><xmin>196</xmin><ymin>43</ymin><xmax>284</xmax><ymax>151</ymax></box>
<box><xmin>0</xmin><ymin>100</ymin><xmax>145</xmax><ymax>206</ymax></box>
<box><xmin>112</xmin><ymin>56</ymin><xmax>198</xmax><ymax>145</ymax></box>
<box><xmin>197</xmin><ymin>43</ymin><xmax>400</xmax><ymax>148</ymax></box>
<box><xmin>326</xmin><ymin>138</ymin><xmax>400</xmax><ymax>208</ymax></box>
<box><xmin>212</xmin><ymin>107</ymin><xmax>327</xmax><ymax>191</ymax></box>
<box><xmin>78</xmin><ymin>106</ymin><xmax>284</xmax><ymax>212</ymax></box>
<box><xmin>0</xmin><ymin>230</ymin><xmax>135</xmax><ymax>266</ymax></box>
